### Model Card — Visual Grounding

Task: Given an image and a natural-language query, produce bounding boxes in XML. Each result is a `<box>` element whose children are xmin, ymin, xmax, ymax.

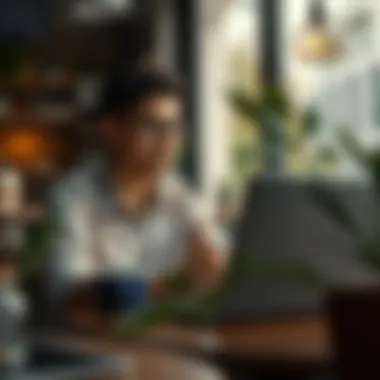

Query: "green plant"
<box><xmin>114</xmin><ymin>251</ymin><xmax>327</xmax><ymax>338</ymax></box>
<box><xmin>19</xmin><ymin>208</ymin><xmax>60</xmax><ymax>279</ymax></box>
<box><xmin>314</xmin><ymin>145</ymin><xmax>340</xmax><ymax>169</ymax></box>
<box><xmin>228</xmin><ymin>86</ymin><xmax>321</xmax><ymax>174</ymax></box>
<box><xmin>301</xmin><ymin>107</ymin><xmax>320</xmax><ymax>136</ymax></box>
<box><xmin>228</xmin><ymin>85</ymin><xmax>291</xmax><ymax>128</ymax></box>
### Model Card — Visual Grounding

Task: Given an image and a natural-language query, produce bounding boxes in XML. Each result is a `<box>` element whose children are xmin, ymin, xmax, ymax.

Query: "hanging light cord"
<box><xmin>309</xmin><ymin>0</ymin><xmax>327</xmax><ymax>27</ymax></box>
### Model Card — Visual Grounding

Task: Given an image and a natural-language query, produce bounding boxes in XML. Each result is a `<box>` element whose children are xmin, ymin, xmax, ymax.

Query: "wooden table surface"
<box><xmin>49</xmin><ymin>310</ymin><xmax>334</xmax><ymax>379</ymax></box>
<box><xmin>217</xmin><ymin>315</ymin><xmax>332</xmax><ymax>364</ymax></box>
<box><xmin>44</xmin><ymin>326</ymin><xmax>224</xmax><ymax>380</ymax></box>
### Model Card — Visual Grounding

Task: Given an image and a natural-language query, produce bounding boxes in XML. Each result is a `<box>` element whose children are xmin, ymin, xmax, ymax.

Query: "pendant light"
<box><xmin>295</xmin><ymin>0</ymin><xmax>342</xmax><ymax>63</ymax></box>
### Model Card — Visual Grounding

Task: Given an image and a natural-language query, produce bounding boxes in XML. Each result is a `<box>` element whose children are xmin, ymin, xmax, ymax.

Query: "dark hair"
<box><xmin>99</xmin><ymin>68</ymin><xmax>182</xmax><ymax>116</ymax></box>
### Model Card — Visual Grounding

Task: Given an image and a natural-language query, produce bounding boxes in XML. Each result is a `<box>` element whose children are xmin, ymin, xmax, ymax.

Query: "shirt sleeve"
<box><xmin>174</xmin><ymin>179</ymin><xmax>230</xmax><ymax>254</ymax></box>
<box><xmin>171</xmin><ymin>179</ymin><xmax>215</xmax><ymax>243</ymax></box>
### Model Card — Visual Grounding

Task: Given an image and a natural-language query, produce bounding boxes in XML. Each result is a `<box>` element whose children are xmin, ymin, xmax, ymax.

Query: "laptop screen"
<box><xmin>217</xmin><ymin>176</ymin><xmax>380</xmax><ymax>323</ymax></box>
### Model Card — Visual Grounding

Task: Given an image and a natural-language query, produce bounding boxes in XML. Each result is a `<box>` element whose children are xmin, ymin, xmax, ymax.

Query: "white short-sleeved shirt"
<box><xmin>46</xmin><ymin>158</ymin><xmax>210</xmax><ymax>292</ymax></box>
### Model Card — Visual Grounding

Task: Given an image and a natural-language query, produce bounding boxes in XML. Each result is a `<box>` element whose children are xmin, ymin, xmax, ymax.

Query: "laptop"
<box><xmin>213</xmin><ymin>175</ymin><xmax>380</xmax><ymax>324</ymax></box>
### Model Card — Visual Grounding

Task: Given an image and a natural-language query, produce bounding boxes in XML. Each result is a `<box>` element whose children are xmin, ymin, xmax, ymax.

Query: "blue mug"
<box><xmin>95</xmin><ymin>274</ymin><xmax>150</xmax><ymax>316</ymax></box>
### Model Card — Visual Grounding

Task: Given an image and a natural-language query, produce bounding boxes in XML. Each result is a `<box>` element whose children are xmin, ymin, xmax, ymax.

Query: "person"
<box><xmin>44</xmin><ymin>68</ymin><xmax>226</xmax><ymax>315</ymax></box>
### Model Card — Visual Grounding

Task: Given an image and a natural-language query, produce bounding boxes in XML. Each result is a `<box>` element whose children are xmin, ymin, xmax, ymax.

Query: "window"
<box><xmin>370</xmin><ymin>66</ymin><xmax>380</xmax><ymax>128</ymax></box>
<box><xmin>342</xmin><ymin>78</ymin><xmax>361</xmax><ymax>130</ymax></box>
<box><xmin>223</xmin><ymin>0</ymin><xmax>257</xmax><ymax>205</ymax></box>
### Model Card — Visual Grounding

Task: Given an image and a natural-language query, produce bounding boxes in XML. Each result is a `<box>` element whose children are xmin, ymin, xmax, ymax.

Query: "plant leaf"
<box><xmin>115</xmin><ymin>254</ymin><xmax>327</xmax><ymax>338</ymax></box>
<box><xmin>228</xmin><ymin>90</ymin><xmax>263</xmax><ymax>123</ymax></box>
<box><xmin>261</xmin><ymin>86</ymin><xmax>291</xmax><ymax>118</ymax></box>
<box><xmin>19</xmin><ymin>208</ymin><xmax>59</xmax><ymax>279</ymax></box>
<box><xmin>302</xmin><ymin>107</ymin><xmax>320</xmax><ymax>136</ymax></box>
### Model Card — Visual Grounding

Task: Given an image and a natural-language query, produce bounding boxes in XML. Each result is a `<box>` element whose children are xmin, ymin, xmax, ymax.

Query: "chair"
<box><xmin>327</xmin><ymin>288</ymin><xmax>380</xmax><ymax>380</ymax></box>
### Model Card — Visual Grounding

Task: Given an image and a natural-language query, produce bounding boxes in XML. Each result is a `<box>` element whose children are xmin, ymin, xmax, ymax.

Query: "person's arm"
<box><xmin>150</xmin><ymin>226</ymin><xmax>226</xmax><ymax>300</ymax></box>
<box><xmin>151</xmin><ymin>182</ymin><xmax>228</xmax><ymax>299</ymax></box>
<box><xmin>183</xmin><ymin>224</ymin><xmax>227</xmax><ymax>292</ymax></box>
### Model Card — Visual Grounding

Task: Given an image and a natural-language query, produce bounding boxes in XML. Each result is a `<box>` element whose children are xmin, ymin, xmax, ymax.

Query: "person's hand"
<box><xmin>184</xmin><ymin>227</ymin><xmax>227</xmax><ymax>292</ymax></box>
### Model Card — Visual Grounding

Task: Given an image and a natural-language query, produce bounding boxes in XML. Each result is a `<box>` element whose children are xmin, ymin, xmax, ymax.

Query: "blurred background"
<box><xmin>0</xmin><ymin>0</ymin><xmax>376</xmax><ymax>245</ymax></box>
<box><xmin>1</xmin><ymin>0</ymin><xmax>380</xmax><ymax>379</ymax></box>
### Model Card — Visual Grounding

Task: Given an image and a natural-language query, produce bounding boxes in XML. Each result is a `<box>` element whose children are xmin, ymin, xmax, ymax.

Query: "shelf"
<box><xmin>0</xmin><ymin>108</ymin><xmax>80</xmax><ymax>127</ymax></box>
<box><xmin>0</xmin><ymin>78</ymin><xmax>78</xmax><ymax>97</ymax></box>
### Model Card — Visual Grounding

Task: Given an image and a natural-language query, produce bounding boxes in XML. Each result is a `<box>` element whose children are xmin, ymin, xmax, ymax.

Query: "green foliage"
<box><xmin>228</xmin><ymin>86</ymin><xmax>291</xmax><ymax>127</ymax></box>
<box><xmin>116</xmin><ymin>299</ymin><xmax>179</xmax><ymax>338</ymax></box>
<box><xmin>228</xmin><ymin>86</ymin><xmax>321</xmax><ymax>173</ymax></box>
<box><xmin>315</xmin><ymin>146</ymin><xmax>339</xmax><ymax>165</ymax></box>
<box><xmin>116</xmin><ymin>291</ymin><xmax>220</xmax><ymax>338</ymax></box>
<box><xmin>302</xmin><ymin>107</ymin><xmax>320</xmax><ymax>136</ymax></box>
<box><xmin>19</xmin><ymin>209</ymin><xmax>59</xmax><ymax>279</ymax></box>
<box><xmin>233</xmin><ymin>144</ymin><xmax>258</xmax><ymax>173</ymax></box>
<box><xmin>229</xmin><ymin>90</ymin><xmax>263</xmax><ymax>123</ymax></box>
<box><xmin>116</xmin><ymin>254</ymin><xmax>325</xmax><ymax>338</ymax></box>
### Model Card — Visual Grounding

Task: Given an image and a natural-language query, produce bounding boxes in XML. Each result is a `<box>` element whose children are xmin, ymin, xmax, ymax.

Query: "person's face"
<box><xmin>104</xmin><ymin>94</ymin><xmax>183</xmax><ymax>173</ymax></box>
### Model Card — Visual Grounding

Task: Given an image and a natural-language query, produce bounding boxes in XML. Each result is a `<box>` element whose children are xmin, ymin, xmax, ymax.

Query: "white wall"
<box><xmin>199</xmin><ymin>11</ymin><xmax>233</xmax><ymax>214</ymax></box>
<box><xmin>197</xmin><ymin>0</ymin><xmax>257</xmax><ymax>214</ymax></box>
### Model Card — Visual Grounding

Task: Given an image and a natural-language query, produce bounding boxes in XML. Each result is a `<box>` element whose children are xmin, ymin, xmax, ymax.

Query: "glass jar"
<box><xmin>0</xmin><ymin>272</ymin><xmax>28</xmax><ymax>369</ymax></box>
<box><xmin>0</xmin><ymin>164</ymin><xmax>24</xmax><ymax>259</ymax></box>
<box><xmin>0</xmin><ymin>164</ymin><xmax>23</xmax><ymax>218</ymax></box>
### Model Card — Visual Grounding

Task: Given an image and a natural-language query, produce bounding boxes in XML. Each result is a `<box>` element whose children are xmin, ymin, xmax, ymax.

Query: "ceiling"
<box><xmin>37</xmin><ymin>0</ymin><xmax>161</xmax><ymax>70</ymax></box>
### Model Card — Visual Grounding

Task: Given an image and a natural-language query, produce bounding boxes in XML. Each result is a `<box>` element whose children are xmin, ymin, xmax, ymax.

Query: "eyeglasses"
<box><xmin>137</xmin><ymin>118</ymin><xmax>183</xmax><ymax>137</ymax></box>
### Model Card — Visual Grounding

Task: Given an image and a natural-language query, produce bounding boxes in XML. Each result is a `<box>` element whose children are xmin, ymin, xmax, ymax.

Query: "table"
<box><xmin>215</xmin><ymin>315</ymin><xmax>335</xmax><ymax>378</ymax></box>
<box><xmin>42</xmin><ymin>332</ymin><xmax>225</xmax><ymax>380</ymax></box>
<box><xmin>0</xmin><ymin>341</ymin><xmax>125</xmax><ymax>380</ymax></box>
<box><xmin>62</xmin><ymin>309</ymin><xmax>334</xmax><ymax>379</ymax></box>
<box><xmin>0</xmin><ymin>261</ymin><xmax>336</xmax><ymax>378</ymax></box>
